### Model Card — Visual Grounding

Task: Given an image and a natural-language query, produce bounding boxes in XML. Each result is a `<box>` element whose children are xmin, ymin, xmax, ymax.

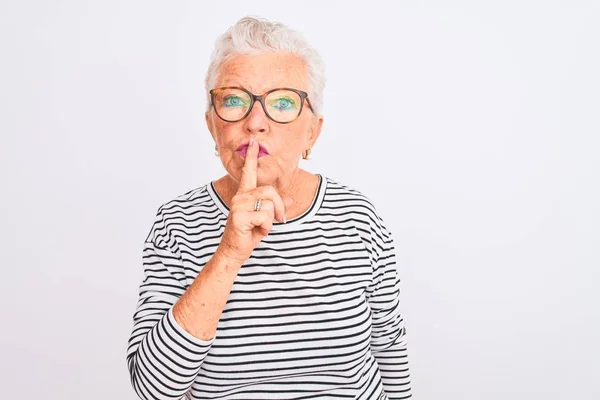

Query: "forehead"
<box><xmin>216</xmin><ymin>53</ymin><xmax>308</xmax><ymax>94</ymax></box>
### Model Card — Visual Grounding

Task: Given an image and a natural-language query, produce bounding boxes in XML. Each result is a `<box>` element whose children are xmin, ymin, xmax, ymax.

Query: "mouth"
<box><xmin>235</xmin><ymin>141</ymin><xmax>270</xmax><ymax>158</ymax></box>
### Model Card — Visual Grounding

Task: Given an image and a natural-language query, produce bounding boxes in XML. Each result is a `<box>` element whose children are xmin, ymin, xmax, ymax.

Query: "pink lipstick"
<box><xmin>235</xmin><ymin>142</ymin><xmax>269</xmax><ymax>158</ymax></box>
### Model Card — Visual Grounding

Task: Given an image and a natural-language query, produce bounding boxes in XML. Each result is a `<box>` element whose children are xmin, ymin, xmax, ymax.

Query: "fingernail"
<box><xmin>249</xmin><ymin>137</ymin><xmax>254</xmax><ymax>146</ymax></box>
<box><xmin>283</xmin><ymin>214</ymin><xmax>287</xmax><ymax>224</ymax></box>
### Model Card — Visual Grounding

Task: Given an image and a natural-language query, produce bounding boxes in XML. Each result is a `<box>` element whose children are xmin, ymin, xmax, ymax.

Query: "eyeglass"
<box><xmin>209</xmin><ymin>86</ymin><xmax>314</xmax><ymax>124</ymax></box>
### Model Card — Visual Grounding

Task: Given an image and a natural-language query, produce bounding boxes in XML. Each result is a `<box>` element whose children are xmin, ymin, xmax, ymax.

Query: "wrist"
<box><xmin>213</xmin><ymin>246</ymin><xmax>245</xmax><ymax>272</ymax></box>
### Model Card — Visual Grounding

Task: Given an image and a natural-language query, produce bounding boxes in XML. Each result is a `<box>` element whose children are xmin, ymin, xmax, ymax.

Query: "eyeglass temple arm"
<box><xmin>305</xmin><ymin>97</ymin><xmax>315</xmax><ymax>114</ymax></box>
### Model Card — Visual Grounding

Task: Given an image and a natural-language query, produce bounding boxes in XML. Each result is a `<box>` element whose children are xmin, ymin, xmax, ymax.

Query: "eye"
<box><xmin>223</xmin><ymin>95</ymin><xmax>247</xmax><ymax>108</ymax></box>
<box><xmin>270</xmin><ymin>97</ymin><xmax>296</xmax><ymax>111</ymax></box>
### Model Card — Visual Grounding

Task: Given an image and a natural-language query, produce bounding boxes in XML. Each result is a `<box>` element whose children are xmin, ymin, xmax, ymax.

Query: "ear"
<box><xmin>206</xmin><ymin>110</ymin><xmax>217</xmax><ymax>142</ymax></box>
<box><xmin>307</xmin><ymin>115</ymin><xmax>324</xmax><ymax>148</ymax></box>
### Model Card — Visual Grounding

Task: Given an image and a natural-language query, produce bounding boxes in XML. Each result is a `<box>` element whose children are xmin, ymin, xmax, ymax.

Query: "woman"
<box><xmin>127</xmin><ymin>16</ymin><xmax>412</xmax><ymax>400</ymax></box>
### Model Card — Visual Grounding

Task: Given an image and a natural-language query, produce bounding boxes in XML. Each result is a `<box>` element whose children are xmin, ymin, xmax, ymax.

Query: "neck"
<box><xmin>214</xmin><ymin>169</ymin><xmax>318</xmax><ymax>218</ymax></box>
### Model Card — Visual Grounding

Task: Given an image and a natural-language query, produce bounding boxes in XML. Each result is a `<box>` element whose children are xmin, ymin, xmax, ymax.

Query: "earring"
<box><xmin>302</xmin><ymin>149</ymin><xmax>312</xmax><ymax>160</ymax></box>
<box><xmin>214</xmin><ymin>145</ymin><xmax>219</xmax><ymax>157</ymax></box>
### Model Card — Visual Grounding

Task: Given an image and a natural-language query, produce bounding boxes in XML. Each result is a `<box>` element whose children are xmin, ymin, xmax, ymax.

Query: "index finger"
<box><xmin>238</xmin><ymin>137</ymin><xmax>258</xmax><ymax>192</ymax></box>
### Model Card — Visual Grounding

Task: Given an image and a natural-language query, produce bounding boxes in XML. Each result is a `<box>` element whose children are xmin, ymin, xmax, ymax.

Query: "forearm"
<box><xmin>127</xmin><ymin>246</ymin><xmax>243</xmax><ymax>400</ymax></box>
<box><xmin>128</xmin><ymin>307</ymin><xmax>213</xmax><ymax>400</ymax></box>
<box><xmin>374</xmin><ymin>333</ymin><xmax>412</xmax><ymax>399</ymax></box>
<box><xmin>173</xmin><ymin>248</ymin><xmax>243</xmax><ymax>341</ymax></box>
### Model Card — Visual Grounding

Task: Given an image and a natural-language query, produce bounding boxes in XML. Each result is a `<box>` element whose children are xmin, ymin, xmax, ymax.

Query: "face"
<box><xmin>206</xmin><ymin>53</ymin><xmax>323</xmax><ymax>187</ymax></box>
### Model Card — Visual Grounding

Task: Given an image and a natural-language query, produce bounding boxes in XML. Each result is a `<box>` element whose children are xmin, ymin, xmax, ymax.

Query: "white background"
<box><xmin>1</xmin><ymin>1</ymin><xmax>599</xmax><ymax>399</ymax></box>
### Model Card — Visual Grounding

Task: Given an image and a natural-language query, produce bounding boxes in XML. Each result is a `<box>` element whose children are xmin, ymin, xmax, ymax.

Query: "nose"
<box><xmin>243</xmin><ymin>100</ymin><xmax>269</xmax><ymax>134</ymax></box>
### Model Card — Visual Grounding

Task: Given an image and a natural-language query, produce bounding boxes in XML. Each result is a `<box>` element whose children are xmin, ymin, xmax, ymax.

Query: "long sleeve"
<box><xmin>366</xmin><ymin>212</ymin><xmax>412</xmax><ymax>399</ymax></box>
<box><xmin>126</xmin><ymin>209</ymin><xmax>214</xmax><ymax>400</ymax></box>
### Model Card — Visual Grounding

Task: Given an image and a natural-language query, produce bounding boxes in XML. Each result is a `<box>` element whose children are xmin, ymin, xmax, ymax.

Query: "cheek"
<box><xmin>274</xmin><ymin>139</ymin><xmax>306</xmax><ymax>163</ymax></box>
<box><xmin>215</xmin><ymin>124</ymin><xmax>240</xmax><ymax>149</ymax></box>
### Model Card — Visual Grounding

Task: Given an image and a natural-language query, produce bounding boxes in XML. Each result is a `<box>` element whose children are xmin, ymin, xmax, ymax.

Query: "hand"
<box><xmin>217</xmin><ymin>137</ymin><xmax>294</xmax><ymax>264</ymax></box>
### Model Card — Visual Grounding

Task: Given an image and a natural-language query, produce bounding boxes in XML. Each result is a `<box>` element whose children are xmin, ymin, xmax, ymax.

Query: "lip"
<box><xmin>235</xmin><ymin>141</ymin><xmax>270</xmax><ymax>158</ymax></box>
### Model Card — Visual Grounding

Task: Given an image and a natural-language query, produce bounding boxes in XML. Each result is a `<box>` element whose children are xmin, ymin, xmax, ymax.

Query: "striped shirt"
<box><xmin>126</xmin><ymin>174</ymin><xmax>412</xmax><ymax>399</ymax></box>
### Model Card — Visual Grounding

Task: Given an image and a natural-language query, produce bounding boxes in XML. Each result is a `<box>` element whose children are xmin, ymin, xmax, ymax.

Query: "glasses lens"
<box><xmin>264</xmin><ymin>90</ymin><xmax>302</xmax><ymax>123</ymax></box>
<box><xmin>212</xmin><ymin>88</ymin><xmax>252</xmax><ymax>121</ymax></box>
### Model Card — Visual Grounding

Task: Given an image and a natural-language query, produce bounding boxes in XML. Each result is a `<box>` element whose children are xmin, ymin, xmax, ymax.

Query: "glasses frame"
<box><xmin>209</xmin><ymin>86</ymin><xmax>315</xmax><ymax>124</ymax></box>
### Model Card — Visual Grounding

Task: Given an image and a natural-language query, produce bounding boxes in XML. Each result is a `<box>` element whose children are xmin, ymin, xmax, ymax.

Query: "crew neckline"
<box><xmin>207</xmin><ymin>174</ymin><xmax>326</xmax><ymax>231</ymax></box>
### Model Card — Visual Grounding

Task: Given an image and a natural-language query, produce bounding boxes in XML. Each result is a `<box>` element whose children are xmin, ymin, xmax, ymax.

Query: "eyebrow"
<box><xmin>217</xmin><ymin>84</ymin><xmax>306</xmax><ymax>94</ymax></box>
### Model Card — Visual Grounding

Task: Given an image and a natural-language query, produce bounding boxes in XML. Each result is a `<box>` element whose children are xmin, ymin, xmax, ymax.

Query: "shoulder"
<box><xmin>322</xmin><ymin>175</ymin><xmax>395</xmax><ymax>258</ymax></box>
<box><xmin>145</xmin><ymin>183</ymin><xmax>214</xmax><ymax>245</ymax></box>
<box><xmin>322</xmin><ymin>175</ymin><xmax>387</xmax><ymax>227</ymax></box>
<box><xmin>155</xmin><ymin>184</ymin><xmax>212</xmax><ymax>215</ymax></box>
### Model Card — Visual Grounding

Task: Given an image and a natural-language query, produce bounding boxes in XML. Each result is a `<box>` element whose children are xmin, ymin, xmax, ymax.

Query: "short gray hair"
<box><xmin>205</xmin><ymin>16</ymin><xmax>326</xmax><ymax>116</ymax></box>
